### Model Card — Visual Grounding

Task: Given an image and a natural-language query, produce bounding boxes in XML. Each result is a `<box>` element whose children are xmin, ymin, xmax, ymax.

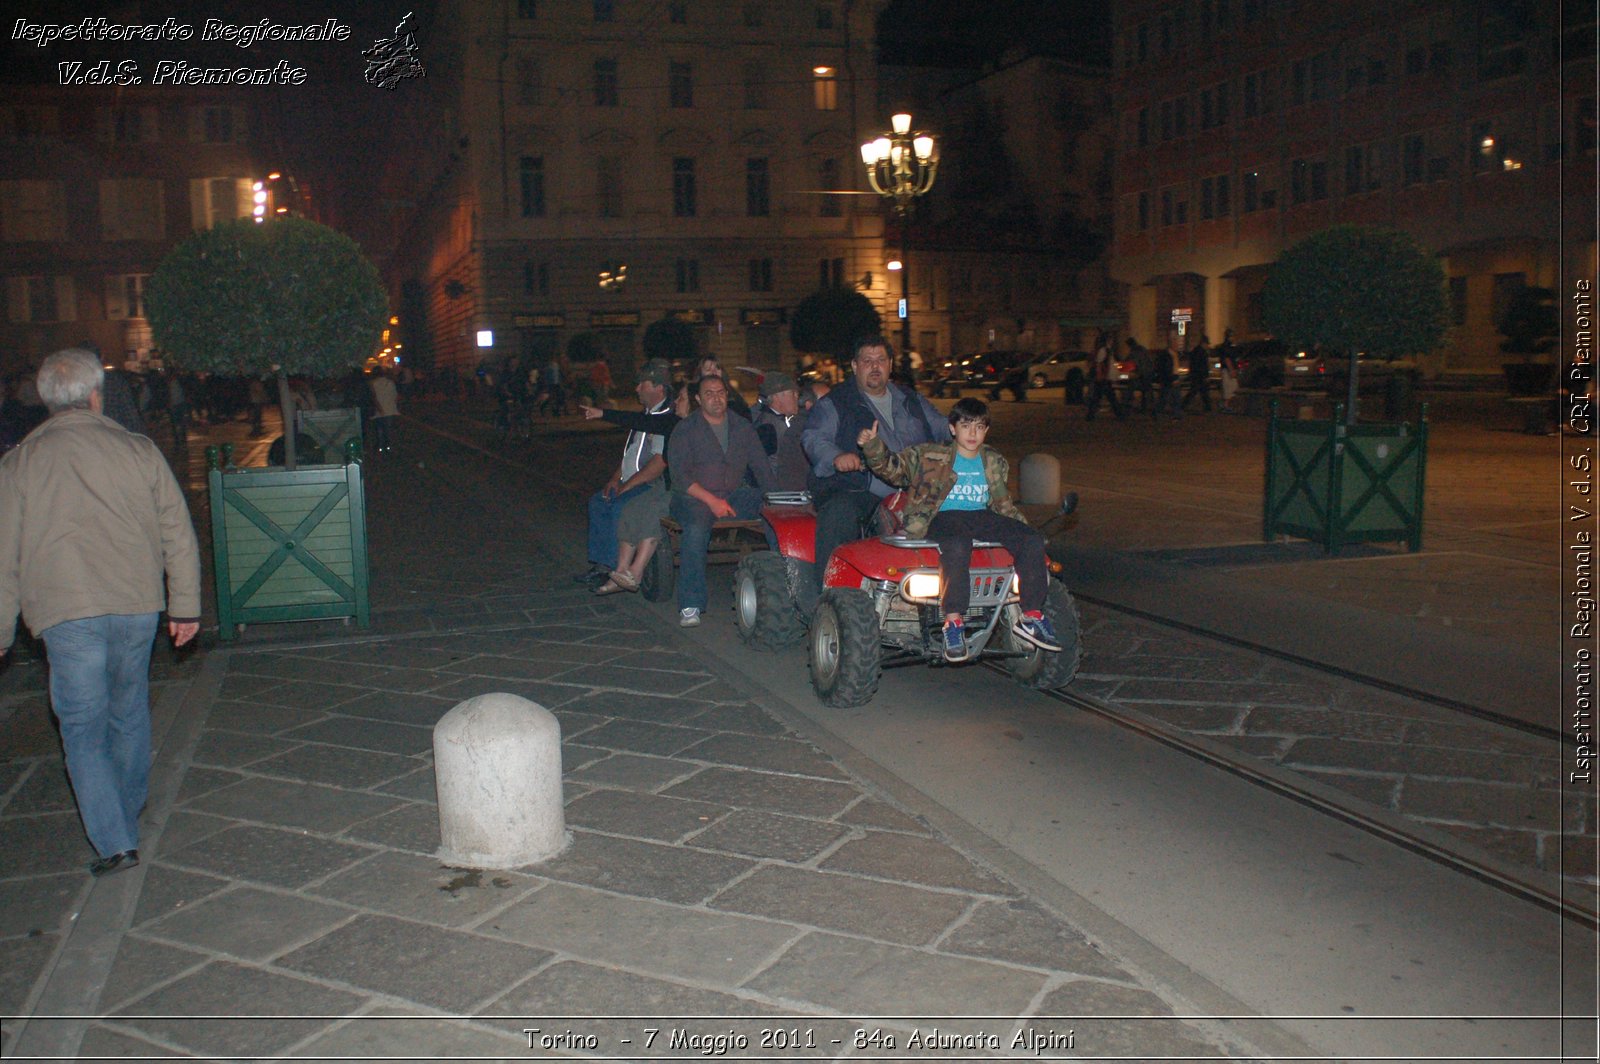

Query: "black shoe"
<box><xmin>572</xmin><ymin>565</ymin><xmax>609</xmax><ymax>587</ymax></box>
<box><xmin>90</xmin><ymin>849</ymin><xmax>139</xmax><ymax>877</ymax></box>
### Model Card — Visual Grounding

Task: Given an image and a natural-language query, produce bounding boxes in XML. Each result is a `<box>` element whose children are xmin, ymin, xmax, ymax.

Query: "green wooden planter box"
<box><xmin>1263</xmin><ymin>402</ymin><xmax>1429</xmax><ymax>553</ymax></box>
<box><xmin>206</xmin><ymin>442</ymin><xmax>370</xmax><ymax>640</ymax></box>
<box><xmin>296</xmin><ymin>408</ymin><xmax>364</xmax><ymax>457</ymax></box>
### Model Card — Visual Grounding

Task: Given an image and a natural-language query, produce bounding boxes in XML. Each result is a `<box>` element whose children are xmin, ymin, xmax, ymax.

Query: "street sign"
<box><xmin>898</xmin><ymin>298</ymin><xmax>907</xmax><ymax>320</ymax></box>
<box><xmin>1170</xmin><ymin>307</ymin><xmax>1193</xmax><ymax>322</ymax></box>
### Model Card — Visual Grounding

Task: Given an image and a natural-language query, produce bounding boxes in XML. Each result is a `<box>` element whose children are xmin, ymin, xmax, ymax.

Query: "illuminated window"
<box><xmin>106</xmin><ymin>273</ymin><xmax>150</xmax><ymax>319</ymax></box>
<box><xmin>813</xmin><ymin>66</ymin><xmax>837</xmax><ymax>111</ymax></box>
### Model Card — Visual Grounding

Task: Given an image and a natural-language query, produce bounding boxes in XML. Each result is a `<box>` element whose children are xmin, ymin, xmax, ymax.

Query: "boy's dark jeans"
<box><xmin>927</xmin><ymin>509</ymin><xmax>1048</xmax><ymax>617</ymax></box>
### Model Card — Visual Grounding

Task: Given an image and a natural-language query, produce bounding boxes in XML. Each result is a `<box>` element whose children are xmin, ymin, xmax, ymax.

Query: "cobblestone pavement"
<box><xmin>2</xmin><ymin>403</ymin><xmax>1285</xmax><ymax>1061</ymax></box>
<box><xmin>1</xmin><ymin>392</ymin><xmax>1588</xmax><ymax>1061</ymax></box>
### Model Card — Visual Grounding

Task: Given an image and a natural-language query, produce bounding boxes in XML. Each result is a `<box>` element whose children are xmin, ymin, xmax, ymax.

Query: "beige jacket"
<box><xmin>0</xmin><ymin>410</ymin><xmax>201</xmax><ymax>648</ymax></box>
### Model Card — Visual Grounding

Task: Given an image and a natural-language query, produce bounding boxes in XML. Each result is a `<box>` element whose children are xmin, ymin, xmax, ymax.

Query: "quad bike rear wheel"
<box><xmin>734</xmin><ymin>552</ymin><xmax>806</xmax><ymax>649</ymax></box>
<box><xmin>1003</xmin><ymin>579</ymin><xmax>1081</xmax><ymax>690</ymax></box>
<box><xmin>809</xmin><ymin>587</ymin><xmax>881</xmax><ymax>707</ymax></box>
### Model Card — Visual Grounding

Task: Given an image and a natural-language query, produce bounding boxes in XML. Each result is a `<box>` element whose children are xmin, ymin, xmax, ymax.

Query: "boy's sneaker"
<box><xmin>679</xmin><ymin>608</ymin><xmax>701</xmax><ymax>628</ymax></box>
<box><xmin>1013</xmin><ymin>613</ymin><xmax>1062</xmax><ymax>652</ymax></box>
<box><xmin>941</xmin><ymin>622</ymin><xmax>969</xmax><ymax>663</ymax></box>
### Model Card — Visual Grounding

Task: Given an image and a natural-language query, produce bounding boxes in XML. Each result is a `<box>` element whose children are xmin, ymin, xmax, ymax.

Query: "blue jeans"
<box><xmin>586</xmin><ymin>482</ymin><xmax>648</xmax><ymax>568</ymax></box>
<box><xmin>41</xmin><ymin>613</ymin><xmax>160</xmax><ymax>858</ymax></box>
<box><xmin>670</xmin><ymin>485</ymin><xmax>769</xmax><ymax>611</ymax></box>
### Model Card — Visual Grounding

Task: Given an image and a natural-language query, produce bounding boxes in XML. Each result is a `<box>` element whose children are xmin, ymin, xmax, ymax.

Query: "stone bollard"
<box><xmin>1018</xmin><ymin>453</ymin><xmax>1061</xmax><ymax>507</ymax></box>
<box><xmin>434</xmin><ymin>693</ymin><xmax>568</xmax><ymax>869</ymax></box>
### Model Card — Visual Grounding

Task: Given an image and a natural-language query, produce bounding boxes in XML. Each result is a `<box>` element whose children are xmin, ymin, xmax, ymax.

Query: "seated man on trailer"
<box><xmin>665</xmin><ymin>374</ymin><xmax>774</xmax><ymax>628</ymax></box>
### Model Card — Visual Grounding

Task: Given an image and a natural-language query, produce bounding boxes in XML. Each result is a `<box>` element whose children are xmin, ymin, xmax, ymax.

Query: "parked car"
<box><xmin>1234</xmin><ymin>339</ymin><xmax>1289</xmax><ymax>388</ymax></box>
<box><xmin>931</xmin><ymin>351</ymin><xmax>1030</xmax><ymax>396</ymax></box>
<box><xmin>1283</xmin><ymin>347</ymin><xmax>1326</xmax><ymax>388</ymax></box>
<box><xmin>1021</xmin><ymin>352</ymin><xmax>1091</xmax><ymax>400</ymax></box>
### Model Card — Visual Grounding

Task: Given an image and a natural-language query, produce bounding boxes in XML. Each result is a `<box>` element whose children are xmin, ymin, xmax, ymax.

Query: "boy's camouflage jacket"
<box><xmin>861</xmin><ymin>437</ymin><xmax>1025</xmax><ymax>538</ymax></box>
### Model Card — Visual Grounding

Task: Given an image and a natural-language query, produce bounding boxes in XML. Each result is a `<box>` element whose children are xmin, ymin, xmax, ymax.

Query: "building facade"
<box><xmin>1109</xmin><ymin>0</ymin><xmax>1596</xmax><ymax>372</ymax></box>
<box><xmin>0</xmin><ymin>86</ymin><xmax>289</xmax><ymax>376</ymax></box>
<box><xmin>901</xmin><ymin>52</ymin><xmax>1121</xmax><ymax>360</ymax></box>
<box><xmin>386</xmin><ymin>0</ymin><xmax>894</xmax><ymax>383</ymax></box>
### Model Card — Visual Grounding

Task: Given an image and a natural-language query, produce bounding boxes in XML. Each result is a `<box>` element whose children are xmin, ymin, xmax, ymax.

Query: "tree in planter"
<box><xmin>1260</xmin><ymin>225</ymin><xmax>1446</xmax><ymax>423</ymax></box>
<box><xmin>146</xmin><ymin>217</ymin><xmax>387</xmax><ymax>468</ymax></box>
<box><xmin>790</xmin><ymin>287</ymin><xmax>882</xmax><ymax>366</ymax></box>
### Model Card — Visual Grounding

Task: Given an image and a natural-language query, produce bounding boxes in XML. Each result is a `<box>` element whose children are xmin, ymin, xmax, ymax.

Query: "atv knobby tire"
<box><xmin>640</xmin><ymin>541</ymin><xmax>675</xmax><ymax>602</ymax></box>
<box><xmin>809</xmin><ymin>587</ymin><xmax>881</xmax><ymax>707</ymax></box>
<box><xmin>733</xmin><ymin>552</ymin><xmax>806</xmax><ymax>649</ymax></box>
<box><xmin>1004</xmin><ymin>579</ymin><xmax>1082</xmax><ymax>690</ymax></box>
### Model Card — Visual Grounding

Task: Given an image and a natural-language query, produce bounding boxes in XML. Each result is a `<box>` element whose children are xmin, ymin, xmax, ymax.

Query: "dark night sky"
<box><xmin>877</xmin><ymin>0</ymin><xmax>1112</xmax><ymax>68</ymax></box>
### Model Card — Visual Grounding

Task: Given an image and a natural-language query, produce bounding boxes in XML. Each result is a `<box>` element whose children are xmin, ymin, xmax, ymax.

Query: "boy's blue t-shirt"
<box><xmin>939</xmin><ymin>452</ymin><xmax>989</xmax><ymax>511</ymax></box>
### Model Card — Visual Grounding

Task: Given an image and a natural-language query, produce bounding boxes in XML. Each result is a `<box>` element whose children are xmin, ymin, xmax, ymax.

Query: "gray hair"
<box><xmin>37</xmin><ymin>348</ymin><xmax>105</xmax><ymax>412</ymax></box>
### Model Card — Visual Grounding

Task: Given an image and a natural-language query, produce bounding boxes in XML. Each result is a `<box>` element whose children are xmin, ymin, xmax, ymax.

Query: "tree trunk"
<box><xmin>1344</xmin><ymin>350</ymin><xmax>1359</xmax><ymax>425</ymax></box>
<box><xmin>276</xmin><ymin>370</ymin><xmax>297</xmax><ymax>470</ymax></box>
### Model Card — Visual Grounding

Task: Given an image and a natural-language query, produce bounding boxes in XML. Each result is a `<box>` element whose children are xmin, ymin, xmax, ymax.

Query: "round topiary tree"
<box><xmin>790</xmin><ymin>287</ymin><xmax>882</xmax><ymax>364</ymax></box>
<box><xmin>1260</xmin><ymin>225</ymin><xmax>1446</xmax><ymax>421</ymax></box>
<box><xmin>146</xmin><ymin>217</ymin><xmax>387</xmax><ymax>467</ymax></box>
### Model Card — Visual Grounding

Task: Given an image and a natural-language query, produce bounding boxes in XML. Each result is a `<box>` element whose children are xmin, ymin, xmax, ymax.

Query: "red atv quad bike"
<box><xmin>732</xmin><ymin>491</ymin><xmax>1081</xmax><ymax>707</ymax></box>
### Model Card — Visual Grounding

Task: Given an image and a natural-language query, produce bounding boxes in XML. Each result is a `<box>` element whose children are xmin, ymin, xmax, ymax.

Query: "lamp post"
<box><xmin>861</xmin><ymin>112</ymin><xmax>938</xmax><ymax>364</ymax></box>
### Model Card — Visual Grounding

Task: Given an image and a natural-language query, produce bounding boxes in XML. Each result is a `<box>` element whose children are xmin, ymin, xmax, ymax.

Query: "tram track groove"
<box><xmin>982</xmin><ymin>592</ymin><xmax>1594</xmax><ymax>926</ymax></box>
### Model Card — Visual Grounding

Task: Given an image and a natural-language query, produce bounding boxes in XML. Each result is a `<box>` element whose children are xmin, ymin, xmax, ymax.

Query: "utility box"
<box><xmin>1263</xmin><ymin>402</ymin><xmax>1428</xmax><ymax>553</ymax></box>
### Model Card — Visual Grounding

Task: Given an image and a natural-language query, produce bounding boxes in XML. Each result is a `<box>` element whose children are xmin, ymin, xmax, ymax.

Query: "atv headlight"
<box><xmin>1011</xmin><ymin>572</ymin><xmax>1020</xmax><ymax>596</ymax></box>
<box><xmin>900</xmin><ymin>571</ymin><xmax>942</xmax><ymax>602</ymax></box>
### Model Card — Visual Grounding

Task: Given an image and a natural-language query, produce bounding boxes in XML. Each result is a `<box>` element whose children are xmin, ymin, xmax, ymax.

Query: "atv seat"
<box><xmin>880</xmin><ymin>534</ymin><xmax>1005</xmax><ymax>551</ymax></box>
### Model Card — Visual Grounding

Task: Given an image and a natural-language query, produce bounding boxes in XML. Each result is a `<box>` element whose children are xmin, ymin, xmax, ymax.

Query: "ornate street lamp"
<box><xmin>861</xmin><ymin>112</ymin><xmax>938</xmax><ymax>363</ymax></box>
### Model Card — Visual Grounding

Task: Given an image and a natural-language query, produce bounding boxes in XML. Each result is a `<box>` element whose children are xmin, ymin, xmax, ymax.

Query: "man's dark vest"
<box><xmin>807</xmin><ymin>378</ymin><xmax>936</xmax><ymax>498</ymax></box>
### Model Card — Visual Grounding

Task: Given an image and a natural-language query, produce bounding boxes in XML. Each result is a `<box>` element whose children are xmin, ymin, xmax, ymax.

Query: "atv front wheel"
<box><xmin>1003</xmin><ymin>580</ymin><xmax>1081</xmax><ymax>690</ymax></box>
<box><xmin>809</xmin><ymin>588</ymin><xmax>881</xmax><ymax>707</ymax></box>
<box><xmin>734</xmin><ymin>552</ymin><xmax>806</xmax><ymax>649</ymax></box>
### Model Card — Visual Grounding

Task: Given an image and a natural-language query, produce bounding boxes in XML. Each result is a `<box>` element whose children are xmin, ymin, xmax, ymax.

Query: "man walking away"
<box><xmin>0</xmin><ymin>349</ymin><xmax>201</xmax><ymax>877</ymax></box>
<box><xmin>370</xmin><ymin>369</ymin><xmax>401</xmax><ymax>452</ymax></box>
<box><xmin>1083</xmin><ymin>331</ymin><xmax>1127</xmax><ymax>421</ymax></box>
<box><xmin>1182</xmin><ymin>336</ymin><xmax>1213</xmax><ymax>413</ymax></box>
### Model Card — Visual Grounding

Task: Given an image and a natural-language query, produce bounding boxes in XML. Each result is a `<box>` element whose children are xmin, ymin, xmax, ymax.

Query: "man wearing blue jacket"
<box><xmin>801</xmin><ymin>336</ymin><xmax>944</xmax><ymax>601</ymax></box>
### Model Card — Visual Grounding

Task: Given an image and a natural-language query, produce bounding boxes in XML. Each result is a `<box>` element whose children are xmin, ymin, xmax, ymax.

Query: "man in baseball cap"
<box><xmin>752</xmin><ymin>371</ymin><xmax>808</xmax><ymax>492</ymax></box>
<box><xmin>572</xmin><ymin>358</ymin><xmax>679</xmax><ymax>590</ymax></box>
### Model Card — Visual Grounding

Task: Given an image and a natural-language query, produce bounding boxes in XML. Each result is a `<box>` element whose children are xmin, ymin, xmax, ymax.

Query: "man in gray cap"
<box><xmin>751</xmin><ymin>371</ymin><xmax>809</xmax><ymax>492</ymax></box>
<box><xmin>574</xmin><ymin>359</ymin><xmax>678</xmax><ymax>589</ymax></box>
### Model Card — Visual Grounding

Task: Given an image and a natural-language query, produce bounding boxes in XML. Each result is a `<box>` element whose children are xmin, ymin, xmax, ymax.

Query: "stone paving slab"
<box><xmin>158</xmin><ymin>824</ymin><xmax>374</xmax><ymax>889</ymax></box>
<box><xmin>140</xmin><ymin>884</ymin><xmax>353</xmax><ymax>961</ymax></box>
<box><xmin>537</xmin><ymin>830</ymin><xmax>755</xmax><ymax>905</ymax></box>
<box><xmin>280</xmin><ymin>714</ymin><xmax>436</xmax><ymax>756</ymax></box>
<box><xmin>709</xmin><ymin>864</ymin><xmax>974</xmax><ymax>946</ymax></box>
<box><xmin>275</xmin><ymin>913</ymin><xmax>553</xmax><ymax>1013</ymax></box>
<box><xmin>290</xmin><ymin>1009</ymin><xmax>530</xmax><ymax>1060</ymax></box>
<box><xmin>567</xmin><ymin>751</ymin><xmax>701</xmax><ymax>791</ymax></box>
<box><xmin>664</xmin><ymin>766</ymin><xmax>860</xmax><ymax>819</ymax></box>
<box><xmin>95</xmin><ymin>936</ymin><xmax>212</xmax><ymax>1011</ymax></box>
<box><xmin>744</xmin><ymin>931</ymin><xmax>1046</xmax><ymax>1017</ymax></box>
<box><xmin>182</xmin><ymin>776</ymin><xmax>403</xmax><ymax>834</ymax></box>
<box><xmin>110</xmin><ymin>961</ymin><xmax>364</xmax><ymax>1057</ymax></box>
<box><xmin>308</xmin><ymin>850</ymin><xmax>540</xmax><ymax>926</ymax></box>
<box><xmin>685</xmin><ymin>809</ymin><xmax>851</xmax><ymax>862</ymax></box>
<box><xmin>938</xmin><ymin>898</ymin><xmax>1130</xmax><ymax>979</ymax></box>
<box><xmin>0</xmin><ymin>871</ymin><xmax>81</xmax><ymax>937</ymax></box>
<box><xmin>564</xmin><ymin>788</ymin><xmax>731</xmax><ymax>842</ymax></box>
<box><xmin>481</xmin><ymin>881</ymin><xmax>799</xmax><ymax>985</ymax></box>
<box><xmin>820</xmin><ymin>832</ymin><xmax>1016</xmax><ymax>894</ymax></box>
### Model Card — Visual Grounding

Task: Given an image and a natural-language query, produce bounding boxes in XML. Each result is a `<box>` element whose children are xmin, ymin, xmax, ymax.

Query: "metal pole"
<box><xmin>899</xmin><ymin>216</ymin><xmax>911</xmax><ymax>356</ymax></box>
